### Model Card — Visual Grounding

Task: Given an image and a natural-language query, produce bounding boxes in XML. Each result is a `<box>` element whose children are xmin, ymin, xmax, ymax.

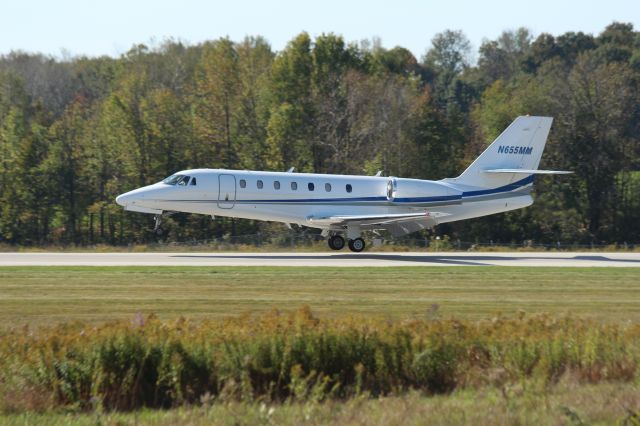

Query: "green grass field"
<box><xmin>2</xmin><ymin>266</ymin><xmax>640</xmax><ymax>425</ymax></box>
<box><xmin>0</xmin><ymin>266</ymin><xmax>639</xmax><ymax>326</ymax></box>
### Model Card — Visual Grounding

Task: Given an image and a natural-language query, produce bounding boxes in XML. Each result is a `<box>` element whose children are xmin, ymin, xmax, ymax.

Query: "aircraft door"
<box><xmin>218</xmin><ymin>174</ymin><xmax>236</xmax><ymax>209</ymax></box>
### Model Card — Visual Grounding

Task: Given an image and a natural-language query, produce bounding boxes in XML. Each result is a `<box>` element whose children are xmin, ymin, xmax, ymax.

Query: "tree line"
<box><xmin>0</xmin><ymin>23</ymin><xmax>638</xmax><ymax>246</ymax></box>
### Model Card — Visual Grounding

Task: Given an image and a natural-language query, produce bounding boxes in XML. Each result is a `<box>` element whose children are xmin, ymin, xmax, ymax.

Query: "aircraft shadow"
<box><xmin>173</xmin><ymin>253</ymin><xmax>485</xmax><ymax>266</ymax></box>
<box><xmin>171</xmin><ymin>253</ymin><xmax>640</xmax><ymax>266</ymax></box>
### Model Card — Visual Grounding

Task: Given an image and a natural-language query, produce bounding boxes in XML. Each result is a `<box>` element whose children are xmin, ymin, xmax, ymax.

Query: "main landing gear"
<box><xmin>348</xmin><ymin>238</ymin><xmax>365</xmax><ymax>252</ymax></box>
<box><xmin>327</xmin><ymin>235</ymin><xmax>365</xmax><ymax>252</ymax></box>
<box><xmin>328</xmin><ymin>235</ymin><xmax>345</xmax><ymax>250</ymax></box>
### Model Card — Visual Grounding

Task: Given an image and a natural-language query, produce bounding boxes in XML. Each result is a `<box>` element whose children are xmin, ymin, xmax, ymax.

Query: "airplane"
<box><xmin>115</xmin><ymin>116</ymin><xmax>570</xmax><ymax>252</ymax></box>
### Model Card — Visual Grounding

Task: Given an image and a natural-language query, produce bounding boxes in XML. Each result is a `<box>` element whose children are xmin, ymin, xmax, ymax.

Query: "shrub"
<box><xmin>0</xmin><ymin>309</ymin><xmax>638</xmax><ymax>412</ymax></box>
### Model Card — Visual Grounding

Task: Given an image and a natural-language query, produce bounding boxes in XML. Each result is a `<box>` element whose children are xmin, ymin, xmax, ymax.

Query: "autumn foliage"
<box><xmin>1</xmin><ymin>308</ymin><xmax>637</xmax><ymax>412</ymax></box>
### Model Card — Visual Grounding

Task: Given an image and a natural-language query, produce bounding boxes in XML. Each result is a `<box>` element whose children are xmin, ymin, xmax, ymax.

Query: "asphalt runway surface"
<box><xmin>1</xmin><ymin>252</ymin><xmax>639</xmax><ymax>267</ymax></box>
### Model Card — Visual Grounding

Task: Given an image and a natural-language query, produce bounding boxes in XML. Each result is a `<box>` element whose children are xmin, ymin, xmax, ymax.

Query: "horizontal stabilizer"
<box><xmin>484</xmin><ymin>169</ymin><xmax>573</xmax><ymax>175</ymax></box>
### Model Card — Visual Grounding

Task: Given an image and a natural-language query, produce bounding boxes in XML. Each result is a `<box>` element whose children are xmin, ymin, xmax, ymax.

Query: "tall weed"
<box><xmin>0</xmin><ymin>309</ymin><xmax>637</xmax><ymax>412</ymax></box>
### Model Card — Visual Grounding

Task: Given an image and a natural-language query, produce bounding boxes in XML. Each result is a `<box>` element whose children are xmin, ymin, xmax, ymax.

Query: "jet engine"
<box><xmin>386</xmin><ymin>177</ymin><xmax>462</xmax><ymax>202</ymax></box>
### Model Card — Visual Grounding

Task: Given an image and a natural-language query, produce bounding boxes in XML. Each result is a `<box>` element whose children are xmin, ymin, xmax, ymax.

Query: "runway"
<box><xmin>1</xmin><ymin>252</ymin><xmax>639</xmax><ymax>267</ymax></box>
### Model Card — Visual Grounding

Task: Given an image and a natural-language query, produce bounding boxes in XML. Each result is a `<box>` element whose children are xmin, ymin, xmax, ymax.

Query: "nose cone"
<box><xmin>115</xmin><ymin>184</ymin><xmax>162</xmax><ymax>208</ymax></box>
<box><xmin>115</xmin><ymin>192</ymin><xmax>130</xmax><ymax>206</ymax></box>
<box><xmin>116</xmin><ymin>187</ymin><xmax>146</xmax><ymax>207</ymax></box>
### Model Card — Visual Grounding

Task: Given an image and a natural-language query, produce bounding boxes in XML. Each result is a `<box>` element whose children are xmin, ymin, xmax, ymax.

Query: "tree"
<box><xmin>553</xmin><ymin>54</ymin><xmax>638</xmax><ymax>239</ymax></box>
<box><xmin>194</xmin><ymin>38</ymin><xmax>241</xmax><ymax>169</ymax></box>
<box><xmin>45</xmin><ymin>98</ymin><xmax>91</xmax><ymax>243</ymax></box>
<box><xmin>476</xmin><ymin>28</ymin><xmax>532</xmax><ymax>85</ymax></box>
<box><xmin>266</xmin><ymin>33</ymin><xmax>314</xmax><ymax>171</ymax></box>
<box><xmin>423</xmin><ymin>30</ymin><xmax>472</xmax><ymax>78</ymax></box>
<box><xmin>0</xmin><ymin>25</ymin><xmax>638</xmax><ymax>246</ymax></box>
<box><xmin>14</xmin><ymin>106</ymin><xmax>51</xmax><ymax>244</ymax></box>
<box><xmin>234</xmin><ymin>36</ymin><xmax>274</xmax><ymax>170</ymax></box>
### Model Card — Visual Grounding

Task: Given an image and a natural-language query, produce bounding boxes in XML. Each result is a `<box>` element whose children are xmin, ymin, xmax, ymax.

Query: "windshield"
<box><xmin>162</xmin><ymin>174</ymin><xmax>188</xmax><ymax>185</ymax></box>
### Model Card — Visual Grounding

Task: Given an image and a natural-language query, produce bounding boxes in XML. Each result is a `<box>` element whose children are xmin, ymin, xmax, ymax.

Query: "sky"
<box><xmin>2</xmin><ymin>0</ymin><xmax>639</xmax><ymax>59</ymax></box>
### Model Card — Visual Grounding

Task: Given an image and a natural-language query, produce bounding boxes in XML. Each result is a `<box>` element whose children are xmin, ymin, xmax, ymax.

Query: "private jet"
<box><xmin>115</xmin><ymin>116</ymin><xmax>570</xmax><ymax>252</ymax></box>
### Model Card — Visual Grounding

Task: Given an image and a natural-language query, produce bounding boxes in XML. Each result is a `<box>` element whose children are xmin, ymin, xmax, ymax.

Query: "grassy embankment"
<box><xmin>1</xmin><ymin>266</ymin><xmax>639</xmax><ymax>325</ymax></box>
<box><xmin>1</xmin><ymin>267</ymin><xmax>639</xmax><ymax>424</ymax></box>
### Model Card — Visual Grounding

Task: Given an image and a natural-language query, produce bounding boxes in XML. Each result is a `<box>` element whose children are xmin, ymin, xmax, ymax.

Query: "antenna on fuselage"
<box><xmin>375</xmin><ymin>170</ymin><xmax>383</xmax><ymax>177</ymax></box>
<box><xmin>286</xmin><ymin>167</ymin><xmax>295</xmax><ymax>173</ymax></box>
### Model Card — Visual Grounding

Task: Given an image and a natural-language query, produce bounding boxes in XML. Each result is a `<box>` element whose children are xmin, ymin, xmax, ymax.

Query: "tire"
<box><xmin>328</xmin><ymin>235</ymin><xmax>345</xmax><ymax>250</ymax></box>
<box><xmin>348</xmin><ymin>238</ymin><xmax>365</xmax><ymax>252</ymax></box>
<box><xmin>155</xmin><ymin>227</ymin><xmax>164</xmax><ymax>236</ymax></box>
<box><xmin>328</xmin><ymin>236</ymin><xmax>335</xmax><ymax>250</ymax></box>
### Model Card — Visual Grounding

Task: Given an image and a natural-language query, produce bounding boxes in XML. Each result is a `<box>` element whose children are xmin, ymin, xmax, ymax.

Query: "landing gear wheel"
<box><xmin>348</xmin><ymin>238</ymin><xmax>365</xmax><ymax>252</ymax></box>
<box><xmin>154</xmin><ymin>227</ymin><xmax>164</xmax><ymax>236</ymax></box>
<box><xmin>328</xmin><ymin>235</ymin><xmax>345</xmax><ymax>250</ymax></box>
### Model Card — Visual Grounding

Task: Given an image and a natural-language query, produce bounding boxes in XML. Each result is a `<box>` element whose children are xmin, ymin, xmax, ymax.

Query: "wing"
<box><xmin>306</xmin><ymin>211</ymin><xmax>451</xmax><ymax>237</ymax></box>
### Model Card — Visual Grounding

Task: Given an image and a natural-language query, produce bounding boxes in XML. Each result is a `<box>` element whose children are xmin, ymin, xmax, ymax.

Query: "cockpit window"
<box><xmin>162</xmin><ymin>174</ymin><xmax>192</xmax><ymax>186</ymax></box>
<box><xmin>163</xmin><ymin>174</ymin><xmax>184</xmax><ymax>185</ymax></box>
<box><xmin>190</xmin><ymin>177</ymin><xmax>197</xmax><ymax>186</ymax></box>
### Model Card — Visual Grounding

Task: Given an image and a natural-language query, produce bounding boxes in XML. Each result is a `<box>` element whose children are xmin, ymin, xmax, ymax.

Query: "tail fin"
<box><xmin>448</xmin><ymin>116</ymin><xmax>568</xmax><ymax>188</ymax></box>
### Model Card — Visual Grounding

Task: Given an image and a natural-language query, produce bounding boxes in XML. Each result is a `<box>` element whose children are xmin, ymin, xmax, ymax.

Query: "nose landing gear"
<box><xmin>152</xmin><ymin>211</ymin><xmax>176</xmax><ymax>236</ymax></box>
<box><xmin>153</xmin><ymin>214</ymin><xmax>164</xmax><ymax>236</ymax></box>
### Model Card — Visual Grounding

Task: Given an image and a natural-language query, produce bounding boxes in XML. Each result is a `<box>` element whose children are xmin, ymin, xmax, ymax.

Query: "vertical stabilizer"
<box><xmin>448</xmin><ymin>116</ymin><xmax>553</xmax><ymax>188</ymax></box>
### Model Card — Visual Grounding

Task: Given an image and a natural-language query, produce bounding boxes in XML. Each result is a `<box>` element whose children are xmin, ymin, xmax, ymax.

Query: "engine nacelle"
<box><xmin>386</xmin><ymin>177</ymin><xmax>461</xmax><ymax>202</ymax></box>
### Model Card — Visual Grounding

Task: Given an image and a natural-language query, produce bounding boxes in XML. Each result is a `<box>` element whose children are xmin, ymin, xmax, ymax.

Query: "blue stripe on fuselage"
<box><xmin>238</xmin><ymin>196</ymin><xmax>385</xmax><ymax>203</ymax></box>
<box><xmin>461</xmin><ymin>175</ymin><xmax>534</xmax><ymax>197</ymax></box>
<box><xmin>234</xmin><ymin>195</ymin><xmax>463</xmax><ymax>204</ymax></box>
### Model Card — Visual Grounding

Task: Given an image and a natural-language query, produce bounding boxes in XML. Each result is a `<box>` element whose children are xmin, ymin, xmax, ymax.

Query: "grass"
<box><xmin>1</xmin><ymin>309</ymin><xmax>639</xmax><ymax>418</ymax></box>
<box><xmin>0</xmin><ymin>266</ymin><xmax>639</xmax><ymax>326</ymax></box>
<box><xmin>2</xmin><ymin>383</ymin><xmax>639</xmax><ymax>425</ymax></box>
<box><xmin>1</xmin><ymin>266</ymin><xmax>639</xmax><ymax>424</ymax></box>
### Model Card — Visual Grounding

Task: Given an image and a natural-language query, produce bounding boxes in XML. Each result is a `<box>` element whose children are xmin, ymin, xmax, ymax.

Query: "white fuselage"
<box><xmin>115</xmin><ymin>168</ymin><xmax>534</xmax><ymax>233</ymax></box>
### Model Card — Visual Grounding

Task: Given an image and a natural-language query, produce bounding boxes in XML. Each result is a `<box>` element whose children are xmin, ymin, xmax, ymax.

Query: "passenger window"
<box><xmin>240</xmin><ymin>179</ymin><xmax>246</xmax><ymax>188</ymax></box>
<box><xmin>190</xmin><ymin>177</ymin><xmax>197</xmax><ymax>186</ymax></box>
<box><xmin>291</xmin><ymin>182</ymin><xmax>298</xmax><ymax>190</ymax></box>
<box><xmin>257</xmin><ymin>180</ymin><xmax>263</xmax><ymax>189</ymax></box>
<box><xmin>346</xmin><ymin>184</ymin><xmax>352</xmax><ymax>193</ymax></box>
<box><xmin>325</xmin><ymin>183</ymin><xmax>331</xmax><ymax>192</ymax></box>
<box><xmin>308</xmin><ymin>182</ymin><xmax>315</xmax><ymax>191</ymax></box>
<box><xmin>178</xmin><ymin>176</ymin><xmax>190</xmax><ymax>186</ymax></box>
<box><xmin>274</xmin><ymin>181</ymin><xmax>281</xmax><ymax>190</ymax></box>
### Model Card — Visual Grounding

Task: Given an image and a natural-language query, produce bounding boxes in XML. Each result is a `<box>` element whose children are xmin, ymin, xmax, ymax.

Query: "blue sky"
<box><xmin>2</xmin><ymin>0</ymin><xmax>638</xmax><ymax>59</ymax></box>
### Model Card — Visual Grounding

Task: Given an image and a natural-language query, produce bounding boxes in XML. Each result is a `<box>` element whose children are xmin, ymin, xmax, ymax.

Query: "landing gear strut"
<box><xmin>328</xmin><ymin>235</ymin><xmax>345</xmax><ymax>250</ymax></box>
<box><xmin>153</xmin><ymin>214</ymin><xmax>164</xmax><ymax>236</ymax></box>
<box><xmin>348</xmin><ymin>238</ymin><xmax>366</xmax><ymax>253</ymax></box>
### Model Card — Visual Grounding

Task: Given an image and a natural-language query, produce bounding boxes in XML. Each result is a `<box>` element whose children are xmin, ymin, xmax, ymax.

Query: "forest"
<box><xmin>0</xmin><ymin>22</ymin><xmax>638</xmax><ymax>246</ymax></box>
